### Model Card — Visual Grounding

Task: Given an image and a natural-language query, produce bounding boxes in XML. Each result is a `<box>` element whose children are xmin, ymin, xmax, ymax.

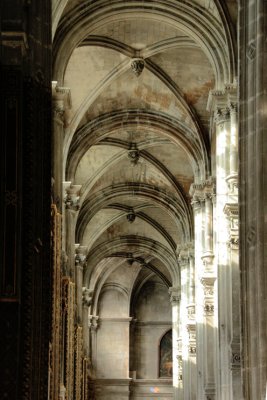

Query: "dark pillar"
<box><xmin>0</xmin><ymin>1</ymin><xmax>52</xmax><ymax>399</ymax></box>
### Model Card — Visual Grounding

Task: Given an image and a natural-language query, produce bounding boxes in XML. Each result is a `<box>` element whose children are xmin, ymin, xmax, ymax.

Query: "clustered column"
<box><xmin>190</xmin><ymin>178</ymin><xmax>216</xmax><ymax>400</ymax></box>
<box><xmin>178</xmin><ymin>243</ymin><xmax>196</xmax><ymax>400</ymax></box>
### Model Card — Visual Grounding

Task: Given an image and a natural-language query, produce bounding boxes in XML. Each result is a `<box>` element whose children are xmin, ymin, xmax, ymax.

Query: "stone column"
<box><xmin>239</xmin><ymin>2</ymin><xmax>267</xmax><ymax>398</ymax></box>
<box><xmin>187</xmin><ymin>247</ymin><xmax>197</xmax><ymax>400</ymax></box>
<box><xmin>220</xmin><ymin>96</ymin><xmax>241</xmax><ymax>400</ymax></box>
<box><xmin>169</xmin><ymin>287</ymin><xmax>181</xmax><ymax>400</ymax></box>
<box><xmin>191</xmin><ymin>178</ymin><xmax>216</xmax><ymax>400</ymax></box>
<box><xmin>201</xmin><ymin>185</ymin><xmax>216</xmax><ymax>400</ymax></box>
<box><xmin>189</xmin><ymin>185</ymin><xmax>205</xmax><ymax>400</ymax></box>
<box><xmin>178</xmin><ymin>244</ymin><xmax>195</xmax><ymax>400</ymax></box>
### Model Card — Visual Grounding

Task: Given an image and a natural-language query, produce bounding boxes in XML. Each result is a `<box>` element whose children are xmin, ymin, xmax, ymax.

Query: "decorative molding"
<box><xmin>1</xmin><ymin>31</ymin><xmax>29</xmax><ymax>56</ymax></box>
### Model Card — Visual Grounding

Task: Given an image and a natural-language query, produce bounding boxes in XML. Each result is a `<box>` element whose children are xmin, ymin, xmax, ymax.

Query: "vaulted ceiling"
<box><xmin>53</xmin><ymin>0</ymin><xmax>237</xmax><ymax>307</ymax></box>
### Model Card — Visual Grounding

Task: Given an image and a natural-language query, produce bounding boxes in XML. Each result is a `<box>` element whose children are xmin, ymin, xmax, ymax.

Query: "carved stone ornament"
<box><xmin>82</xmin><ymin>287</ymin><xmax>93</xmax><ymax>307</ymax></box>
<box><xmin>131</xmin><ymin>58</ymin><xmax>145</xmax><ymax>77</ymax></box>
<box><xmin>189</xmin><ymin>345</ymin><xmax>197</xmax><ymax>356</ymax></box>
<box><xmin>215</xmin><ymin>107</ymin><xmax>230</xmax><ymax>125</ymax></box>
<box><xmin>169</xmin><ymin>287</ymin><xmax>181</xmax><ymax>304</ymax></box>
<box><xmin>187</xmin><ymin>304</ymin><xmax>196</xmax><ymax>320</ymax></box>
<box><xmin>190</xmin><ymin>177</ymin><xmax>216</xmax><ymax>204</ymax></box>
<box><xmin>204</xmin><ymin>302</ymin><xmax>214</xmax><ymax>316</ymax></box>
<box><xmin>225</xmin><ymin>173</ymin><xmax>238</xmax><ymax>194</ymax></box>
<box><xmin>128</xmin><ymin>143</ymin><xmax>140</xmax><ymax>165</ymax></box>
<box><xmin>63</xmin><ymin>182</ymin><xmax>82</xmax><ymax>210</ymax></box>
<box><xmin>88</xmin><ymin>315</ymin><xmax>99</xmax><ymax>331</ymax></box>
<box><xmin>201</xmin><ymin>276</ymin><xmax>215</xmax><ymax>297</ymax></box>
<box><xmin>230</xmin><ymin>339</ymin><xmax>241</xmax><ymax>370</ymax></box>
<box><xmin>127</xmin><ymin>209</ymin><xmax>136</xmax><ymax>223</ymax></box>
<box><xmin>224</xmin><ymin>203</ymin><xmax>239</xmax><ymax>249</ymax></box>
<box><xmin>75</xmin><ymin>245</ymin><xmax>87</xmax><ymax>266</ymax></box>
<box><xmin>247</xmin><ymin>40</ymin><xmax>256</xmax><ymax>61</ymax></box>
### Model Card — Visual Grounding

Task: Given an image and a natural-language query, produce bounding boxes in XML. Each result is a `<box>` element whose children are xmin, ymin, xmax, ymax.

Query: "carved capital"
<box><xmin>215</xmin><ymin>107</ymin><xmax>230</xmax><ymax>125</ymax></box>
<box><xmin>75</xmin><ymin>245</ymin><xmax>87</xmax><ymax>266</ymax></box>
<box><xmin>88</xmin><ymin>315</ymin><xmax>99</xmax><ymax>331</ymax></box>
<box><xmin>52</xmin><ymin>81</ymin><xmax>71</xmax><ymax>107</ymax></box>
<box><xmin>169</xmin><ymin>287</ymin><xmax>181</xmax><ymax>304</ymax></box>
<box><xmin>190</xmin><ymin>177</ymin><xmax>216</xmax><ymax>204</ymax></box>
<box><xmin>82</xmin><ymin>287</ymin><xmax>93</xmax><ymax>307</ymax></box>
<box><xmin>201</xmin><ymin>276</ymin><xmax>216</xmax><ymax>297</ymax></box>
<box><xmin>226</xmin><ymin>173</ymin><xmax>238</xmax><ymax>194</ymax></box>
<box><xmin>63</xmin><ymin>182</ymin><xmax>82</xmax><ymax>210</ymax></box>
<box><xmin>201</xmin><ymin>253</ymin><xmax>215</xmax><ymax>272</ymax></box>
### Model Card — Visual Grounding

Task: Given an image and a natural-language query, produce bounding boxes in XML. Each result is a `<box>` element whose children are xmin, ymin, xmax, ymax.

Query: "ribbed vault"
<box><xmin>52</xmin><ymin>1</ymin><xmax>237</xmax><ymax>398</ymax></box>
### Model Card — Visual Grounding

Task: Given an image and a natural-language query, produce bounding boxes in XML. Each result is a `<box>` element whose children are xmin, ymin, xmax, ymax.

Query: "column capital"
<box><xmin>63</xmin><ymin>181</ymin><xmax>82</xmax><ymax>210</ymax></box>
<box><xmin>207</xmin><ymin>83</ymin><xmax>237</xmax><ymax>113</ymax></box>
<box><xmin>190</xmin><ymin>177</ymin><xmax>216</xmax><ymax>203</ymax></box>
<box><xmin>88</xmin><ymin>315</ymin><xmax>99</xmax><ymax>330</ymax></box>
<box><xmin>75</xmin><ymin>245</ymin><xmax>87</xmax><ymax>266</ymax></box>
<box><xmin>52</xmin><ymin>81</ymin><xmax>72</xmax><ymax>122</ymax></box>
<box><xmin>225</xmin><ymin>173</ymin><xmax>238</xmax><ymax>194</ymax></box>
<box><xmin>169</xmin><ymin>287</ymin><xmax>181</xmax><ymax>304</ymax></box>
<box><xmin>214</xmin><ymin>107</ymin><xmax>231</xmax><ymax>125</ymax></box>
<box><xmin>177</xmin><ymin>242</ymin><xmax>194</xmax><ymax>262</ymax></box>
<box><xmin>82</xmin><ymin>287</ymin><xmax>93</xmax><ymax>307</ymax></box>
